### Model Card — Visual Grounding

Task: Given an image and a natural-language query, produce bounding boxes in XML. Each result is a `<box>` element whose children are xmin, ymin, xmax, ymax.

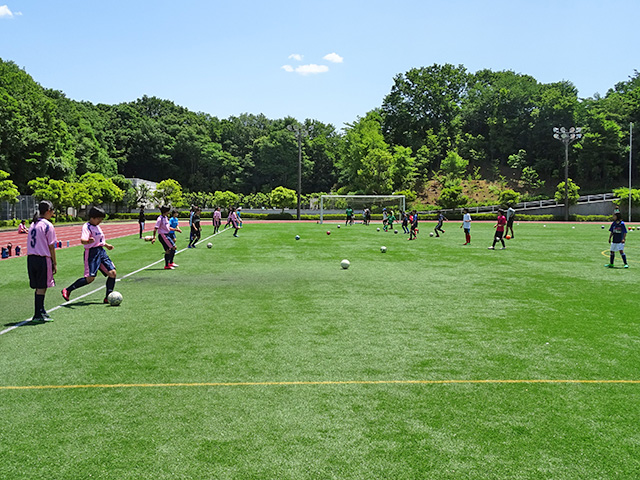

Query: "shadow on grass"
<box><xmin>61</xmin><ymin>300</ymin><xmax>106</xmax><ymax>309</ymax></box>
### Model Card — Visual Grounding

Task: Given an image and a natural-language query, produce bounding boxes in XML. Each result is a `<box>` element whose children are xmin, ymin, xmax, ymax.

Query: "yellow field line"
<box><xmin>2</xmin><ymin>379</ymin><xmax>640</xmax><ymax>391</ymax></box>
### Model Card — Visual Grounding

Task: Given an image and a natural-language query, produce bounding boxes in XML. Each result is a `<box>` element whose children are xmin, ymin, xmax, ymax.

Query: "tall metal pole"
<box><xmin>564</xmin><ymin>142</ymin><xmax>569</xmax><ymax>222</ymax></box>
<box><xmin>630</xmin><ymin>122</ymin><xmax>633</xmax><ymax>223</ymax></box>
<box><xmin>297</xmin><ymin>130</ymin><xmax>302</xmax><ymax>221</ymax></box>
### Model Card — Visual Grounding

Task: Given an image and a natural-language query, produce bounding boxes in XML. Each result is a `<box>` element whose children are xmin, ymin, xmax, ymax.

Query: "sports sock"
<box><xmin>35</xmin><ymin>293</ymin><xmax>45</xmax><ymax>318</ymax></box>
<box><xmin>170</xmin><ymin>250</ymin><xmax>176</xmax><ymax>263</ymax></box>
<box><xmin>621</xmin><ymin>253</ymin><xmax>627</xmax><ymax>264</ymax></box>
<box><xmin>165</xmin><ymin>253</ymin><xmax>171</xmax><ymax>266</ymax></box>
<box><xmin>106</xmin><ymin>276</ymin><xmax>116</xmax><ymax>295</ymax></box>
<box><xmin>68</xmin><ymin>277</ymin><xmax>89</xmax><ymax>292</ymax></box>
<box><xmin>610</xmin><ymin>252</ymin><xmax>615</xmax><ymax>264</ymax></box>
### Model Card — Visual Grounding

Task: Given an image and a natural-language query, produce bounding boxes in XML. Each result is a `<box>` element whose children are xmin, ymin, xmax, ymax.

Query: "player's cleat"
<box><xmin>500</xmin><ymin>247</ymin><xmax>506</xmax><ymax>250</ymax></box>
<box><xmin>164</xmin><ymin>265</ymin><xmax>175</xmax><ymax>270</ymax></box>
<box><xmin>488</xmin><ymin>246</ymin><xmax>495</xmax><ymax>250</ymax></box>
<box><xmin>41</xmin><ymin>312</ymin><xmax>53</xmax><ymax>321</ymax></box>
<box><xmin>61</xmin><ymin>288</ymin><xmax>70</xmax><ymax>301</ymax></box>
<box><xmin>463</xmin><ymin>242</ymin><xmax>468</xmax><ymax>245</ymax></box>
<box><xmin>31</xmin><ymin>315</ymin><xmax>45</xmax><ymax>323</ymax></box>
<box><xmin>233</xmin><ymin>234</ymin><xmax>239</xmax><ymax>237</ymax></box>
<box><xmin>604</xmin><ymin>264</ymin><xmax>614</xmax><ymax>268</ymax></box>
<box><xmin>170</xmin><ymin>263</ymin><xmax>179</xmax><ymax>268</ymax></box>
<box><xmin>624</xmin><ymin>264</ymin><xmax>629</xmax><ymax>268</ymax></box>
<box><xmin>103</xmin><ymin>298</ymin><xmax>109</xmax><ymax>304</ymax></box>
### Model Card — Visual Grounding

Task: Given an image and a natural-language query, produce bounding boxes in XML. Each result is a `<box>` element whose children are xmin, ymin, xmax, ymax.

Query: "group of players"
<box><xmin>24</xmin><ymin>200</ymin><xmax>630</xmax><ymax>323</ymax></box>
<box><xmin>346</xmin><ymin>203</ymin><xmax>630</xmax><ymax>265</ymax></box>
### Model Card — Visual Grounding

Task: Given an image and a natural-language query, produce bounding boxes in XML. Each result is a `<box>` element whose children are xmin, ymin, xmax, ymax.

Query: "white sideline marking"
<box><xmin>1</xmin><ymin>229</ymin><xmax>229</xmax><ymax>336</ymax></box>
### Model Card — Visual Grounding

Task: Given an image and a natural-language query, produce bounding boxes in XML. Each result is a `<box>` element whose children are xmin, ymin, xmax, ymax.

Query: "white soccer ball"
<box><xmin>380</xmin><ymin>246</ymin><xmax>387</xmax><ymax>253</ymax></box>
<box><xmin>429</xmin><ymin>232</ymin><xmax>434</xmax><ymax>237</ymax></box>
<box><xmin>207</xmin><ymin>242</ymin><xmax>213</xmax><ymax>248</ymax></box>
<box><xmin>337</xmin><ymin>224</ymin><xmax>341</xmax><ymax>229</ymax></box>
<box><xmin>340</xmin><ymin>259</ymin><xmax>350</xmax><ymax>269</ymax></box>
<box><xmin>107</xmin><ymin>291</ymin><xmax>123</xmax><ymax>306</ymax></box>
<box><xmin>377</xmin><ymin>227</ymin><xmax>380</xmax><ymax>232</ymax></box>
<box><xmin>394</xmin><ymin>230</ymin><xmax>398</xmax><ymax>234</ymax></box>
<box><xmin>295</xmin><ymin>235</ymin><xmax>300</xmax><ymax>240</ymax></box>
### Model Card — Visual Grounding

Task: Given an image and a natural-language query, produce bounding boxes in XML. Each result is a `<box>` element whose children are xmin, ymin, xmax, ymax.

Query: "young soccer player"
<box><xmin>168</xmin><ymin>209</ymin><xmax>181</xmax><ymax>250</ymax></box>
<box><xmin>385</xmin><ymin>210</ymin><xmax>396</xmax><ymax>232</ymax></box>
<box><xmin>409</xmin><ymin>210</ymin><xmax>419</xmax><ymax>240</ymax></box>
<box><xmin>27</xmin><ymin>200</ymin><xmax>57</xmax><ymax>322</ymax></box>
<box><xmin>138</xmin><ymin>207</ymin><xmax>145</xmax><ymax>239</ymax></box>
<box><xmin>345</xmin><ymin>205</ymin><xmax>354</xmax><ymax>226</ymax></box>
<box><xmin>188</xmin><ymin>207</ymin><xmax>202</xmax><ymax>248</ymax></box>
<box><xmin>401</xmin><ymin>210</ymin><xmax>410</xmax><ymax>234</ymax></box>
<box><xmin>382</xmin><ymin>208</ymin><xmax>388</xmax><ymax>230</ymax></box>
<box><xmin>152</xmin><ymin>206</ymin><xmax>182</xmax><ymax>269</ymax></box>
<box><xmin>434</xmin><ymin>211</ymin><xmax>447</xmax><ymax>237</ymax></box>
<box><xmin>61</xmin><ymin>206</ymin><xmax>117</xmax><ymax>303</ymax></box>
<box><xmin>506</xmin><ymin>204</ymin><xmax>516</xmax><ymax>238</ymax></box>
<box><xmin>213</xmin><ymin>206</ymin><xmax>222</xmax><ymax>234</ymax></box>
<box><xmin>606</xmin><ymin>212</ymin><xmax>629</xmax><ymax>268</ymax></box>
<box><xmin>460</xmin><ymin>208</ymin><xmax>472</xmax><ymax>245</ymax></box>
<box><xmin>229</xmin><ymin>207</ymin><xmax>240</xmax><ymax>237</ymax></box>
<box><xmin>488</xmin><ymin>209</ymin><xmax>507</xmax><ymax>250</ymax></box>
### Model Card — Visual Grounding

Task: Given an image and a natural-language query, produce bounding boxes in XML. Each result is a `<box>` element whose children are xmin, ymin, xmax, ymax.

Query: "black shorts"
<box><xmin>28</xmin><ymin>255</ymin><xmax>53</xmax><ymax>289</ymax></box>
<box><xmin>507</xmin><ymin>219</ymin><xmax>514</xmax><ymax>227</ymax></box>
<box><xmin>495</xmin><ymin>231</ymin><xmax>504</xmax><ymax>239</ymax></box>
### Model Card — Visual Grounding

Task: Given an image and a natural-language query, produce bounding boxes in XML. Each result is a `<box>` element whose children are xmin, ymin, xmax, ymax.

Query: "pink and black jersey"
<box><xmin>82</xmin><ymin>222</ymin><xmax>106</xmax><ymax>249</ymax></box>
<box><xmin>155</xmin><ymin>215</ymin><xmax>170</xmax><ymax>234</ymax></box>
<box><xmin>496</xmin><ymin>215</ymin><xmax>507</xmax><ymax>232</ymax></box>
<box><xmin>27</xmin><ymin>218</ymin><xmax>57</xmax><ymax>257</ymax></box>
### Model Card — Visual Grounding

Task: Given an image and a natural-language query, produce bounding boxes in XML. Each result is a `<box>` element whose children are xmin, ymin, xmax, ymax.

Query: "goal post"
<box><xmin>319</xmin><ymin>195</ymin><xmax>406</xmax><ymax>224</ymax></box>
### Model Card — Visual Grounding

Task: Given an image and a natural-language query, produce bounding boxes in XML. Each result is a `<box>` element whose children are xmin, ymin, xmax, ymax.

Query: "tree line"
<box><xmin>1</xmin><ymin>58</ymin><xmax>638</xmax><ymax>209</ymax></box>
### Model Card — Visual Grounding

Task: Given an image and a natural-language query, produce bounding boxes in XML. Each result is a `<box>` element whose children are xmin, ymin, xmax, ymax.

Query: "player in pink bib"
<box><xmin>27</xmin><ymin>200</ymin><xmax>57</xmax><ymax>322</ymax></box>
<box><xmin>152</xmin><ymin>206</ymin><xmax>182</xmax><ymax>269</ymax></box>
<box><xmin>61</xmin><ymin>206</ymin><xmax>117</xmax><ymax>304</ymax></box>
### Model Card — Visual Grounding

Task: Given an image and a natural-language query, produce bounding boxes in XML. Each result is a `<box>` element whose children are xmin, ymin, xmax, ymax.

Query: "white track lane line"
<box><xmin>1</xmin><ymin>228</ymin><xmax>230</xmax><ymax>336</ymax></box>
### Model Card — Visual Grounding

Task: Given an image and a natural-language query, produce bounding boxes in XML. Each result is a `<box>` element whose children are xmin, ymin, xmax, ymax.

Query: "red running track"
<box><xmin>0</xmin><ymin>221</ymin><xmax>174</xmax><ymax>262</ymax></box>
<box><xmin>0</xmin><ymin>219</ymin><xmax>306</xmax><ymax>261</ymax></box>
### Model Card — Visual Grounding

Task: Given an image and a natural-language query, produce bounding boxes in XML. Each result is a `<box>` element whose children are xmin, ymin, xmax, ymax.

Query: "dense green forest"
<box><xmin>1</xmin><ymin>58</ymin><xmax>638</xmax><ymax>206</ymax></box>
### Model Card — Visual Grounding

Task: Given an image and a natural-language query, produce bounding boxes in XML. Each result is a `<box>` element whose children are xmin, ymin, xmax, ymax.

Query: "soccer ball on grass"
<box><xmin>107</xmin><ymin>291</ymin><xmax>123</xmax><ymax>306</ymax></box>
<box><xmin>340</xmin><ymin>259</ymin><xmax>350</xmax><ymax>269</ymax></box>
<box><xmin>207</xmin><ymin>242</ymin><xmax>213</xmax><ymax>248</ymax></box>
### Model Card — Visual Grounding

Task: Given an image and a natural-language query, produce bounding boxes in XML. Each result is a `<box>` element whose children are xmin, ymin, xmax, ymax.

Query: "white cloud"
<box><xmin>282</xmin><ymin>64</ymin><xmax>329</xmax><ymax>75</ymax></box>
<box><xmin>0</xmin><ymin>5</ymin><xmax>14</xmax><ymax>18</ymax></box>
<box><xmin>323</xmin><ymin>52</ymin><xmax>344</xmax><ymax>64</ymax></box>
<box><xmin>288</xmin><ymin>54</ymin><xmax>303</xmax><ymax>61</ymax></box>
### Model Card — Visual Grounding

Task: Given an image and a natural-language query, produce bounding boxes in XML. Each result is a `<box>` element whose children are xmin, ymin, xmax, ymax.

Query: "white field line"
<box><xmin>0</xmin><ymin>229</ymin><xmax>229</xmax><ymax>336</ymax></box>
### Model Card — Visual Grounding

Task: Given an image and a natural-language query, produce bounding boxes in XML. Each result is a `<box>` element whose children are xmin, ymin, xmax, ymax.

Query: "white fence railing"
<box><xmin>424</xmin><ymin>193</ymin><xmax>617</xmax><ymax>215</ymax></box>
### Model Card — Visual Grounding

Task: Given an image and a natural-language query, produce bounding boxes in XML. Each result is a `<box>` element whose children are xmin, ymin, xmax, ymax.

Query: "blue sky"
<box><xmin>1</xmin><ymin>0</ymin><xmax>638</xmax><ymax>130</ymax></box>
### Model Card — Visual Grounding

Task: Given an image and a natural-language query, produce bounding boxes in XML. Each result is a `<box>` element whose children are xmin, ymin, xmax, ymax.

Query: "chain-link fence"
<box><xmin>1</xmin><ymin>195</ymin><xmax>37</xmax><ymax>221</ymax></box>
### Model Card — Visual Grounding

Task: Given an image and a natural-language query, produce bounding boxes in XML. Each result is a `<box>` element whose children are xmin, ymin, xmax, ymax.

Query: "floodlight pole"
<box><xmin>553</xmin><ymin>126</ymin><xmax>582</xmax><ymax>221</ymax></box>
<box><xmin>630</xmin><ymin>122</ymin><xmax>633</xmax><ymax>223</ymax></box>
<box><xmin>287</xmin><ymin>123</ymin><xmax>305</xmax><ymax>220</ymax></box>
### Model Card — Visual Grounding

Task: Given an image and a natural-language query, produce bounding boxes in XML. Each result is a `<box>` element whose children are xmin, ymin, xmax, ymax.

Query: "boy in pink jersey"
<box><xmin>61</xmin><ymin>206</ymin><xmax>117</xmax><ymax>303</ymax></box>
<box><xmin>27</xmin><ymin>200</ymin><xmax>57</xmax><ymax>322</ymax></box>
<box><xmin>152</xmin><ymin>205</ymin><xmax>182</xmax><ymax>269</ymax></box>
<box><xmin>488</xmin><ymin>209</ymin><xmax>507</xmax><ymax>250</ymax></box>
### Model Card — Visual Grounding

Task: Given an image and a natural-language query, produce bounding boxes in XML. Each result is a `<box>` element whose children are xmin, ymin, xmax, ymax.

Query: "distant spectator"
<box><xmin>18</xmin><ymin>220</ymin><xmax>28</xmax><ymax>234</ymax></box>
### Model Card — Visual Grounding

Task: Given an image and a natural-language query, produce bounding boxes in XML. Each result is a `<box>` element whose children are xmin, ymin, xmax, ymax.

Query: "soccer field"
<box><xmin>1</xmin><ymin>221</ymin><xmax>639</xmax><ymax>479</ymax></box>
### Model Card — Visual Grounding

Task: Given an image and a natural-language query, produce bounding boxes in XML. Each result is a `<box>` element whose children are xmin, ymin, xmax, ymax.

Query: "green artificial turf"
<box><xmin>1</xmin><ymin>221</ymin><xmax>639</xmax><ymax>479</ymax></box>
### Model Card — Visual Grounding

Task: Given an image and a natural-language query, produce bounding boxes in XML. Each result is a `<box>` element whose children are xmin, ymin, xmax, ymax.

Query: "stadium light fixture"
<box><xmin>553</xmin><ymin>126</ymin><xmax>583</xmax><ymax>221</ymax></box>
